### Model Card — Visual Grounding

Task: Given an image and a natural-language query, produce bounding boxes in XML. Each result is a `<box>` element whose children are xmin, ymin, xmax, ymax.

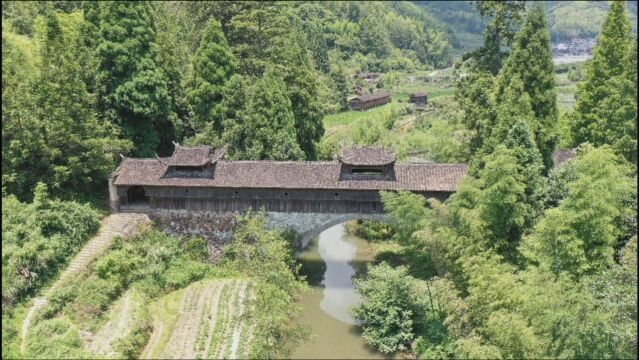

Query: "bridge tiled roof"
<box><xmin>113</xmin><ymin>158</ymin><xmax>467</xmax><ymax>192</ymax></box>
<box><xmin>167</xmin><ymin>145</ymin><xmax>226</xmax><ymax>167</ymax></box>
<box><xmin>339</xmin><ymin>146</ymin><xmax>396</xmax><ymax>166</ymax></box>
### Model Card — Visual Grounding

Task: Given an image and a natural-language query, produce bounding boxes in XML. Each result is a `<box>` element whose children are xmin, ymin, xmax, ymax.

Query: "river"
<box><xmin>292</xmin><ymin>222</ymin><xmax>395</xmax><ymax>359</ymax></box>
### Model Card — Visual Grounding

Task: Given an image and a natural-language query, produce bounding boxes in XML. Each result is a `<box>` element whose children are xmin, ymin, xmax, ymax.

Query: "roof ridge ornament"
<box><xmin>155</xmin><ymin>153</ymin><xmax>169</xmax><ymax>165</ymax></box>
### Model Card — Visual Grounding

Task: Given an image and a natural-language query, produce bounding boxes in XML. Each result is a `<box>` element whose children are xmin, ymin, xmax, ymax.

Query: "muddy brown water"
<box><xmin>292</xmin><ymin>222</ymin><xmax>397</xmax><ymax>359</ymax></box>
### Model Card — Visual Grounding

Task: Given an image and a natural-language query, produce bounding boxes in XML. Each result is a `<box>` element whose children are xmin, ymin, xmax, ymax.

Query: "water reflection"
<box><xmin>294</xmin><ymin>222</ymin><xmax>393</xmax><ymax>359</ymax></box>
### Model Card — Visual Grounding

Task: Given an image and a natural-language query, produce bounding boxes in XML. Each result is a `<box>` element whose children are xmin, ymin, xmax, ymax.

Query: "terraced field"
<box><xmin>88</xmin><ymin>288</ymin><xmax>150</xmax><ymax>357</ymax></box>
<box><xmin>141</xmin><ymin>279</ymin><xmax>254</xmax><ymax>360</ymax></box>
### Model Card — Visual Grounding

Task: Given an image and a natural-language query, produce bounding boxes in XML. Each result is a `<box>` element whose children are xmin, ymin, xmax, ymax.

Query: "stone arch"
<box><xmin>300</xmin><ymin>213</ymin><xmax>389</xmax><ymax>245</ymax></box>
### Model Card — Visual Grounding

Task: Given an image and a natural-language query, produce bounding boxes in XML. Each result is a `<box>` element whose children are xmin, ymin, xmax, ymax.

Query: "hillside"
<box><xmin>416</xmin><ymin>0</ymin><xmax>638</xmax><ymax>53</ymax></box>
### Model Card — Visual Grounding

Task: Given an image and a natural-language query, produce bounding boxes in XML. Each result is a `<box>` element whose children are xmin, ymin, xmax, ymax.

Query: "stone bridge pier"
<box><xmin>265</xmin><ymin>212</ymin><xmax>389</xmax><ymax>245</ymax></box>
<box><xmin>137</xmin><ymin>209</ymin><xmax>389</xmax><ymax>259</ymax></box>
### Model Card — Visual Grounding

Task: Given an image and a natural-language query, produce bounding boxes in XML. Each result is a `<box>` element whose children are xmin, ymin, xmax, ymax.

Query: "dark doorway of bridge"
<box><xmin>127</xmin><ymin>186</ymin><xmax>148</xmax><ymax>204</ymax></box>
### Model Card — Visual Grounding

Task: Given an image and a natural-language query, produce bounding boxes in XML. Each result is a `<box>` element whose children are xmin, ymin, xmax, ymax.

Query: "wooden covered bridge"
<box><xmin>109</xmin><ymin>145</ymin><xmax>467</xmax><ymax>215</ymax></box>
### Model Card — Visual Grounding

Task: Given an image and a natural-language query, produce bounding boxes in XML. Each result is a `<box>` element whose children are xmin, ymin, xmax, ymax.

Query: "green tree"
<box><xmin>522</xmin><ymin>146</ymin><xmax>634</xmax><ymax>277</ymax></box>
<box><xmin>475</xmin><ymin>147</ymin><xmax>531</xmax><ymax>257</ymax></box>
<box><xmin>593</xmin><ymin>38</ymin><xmax>637</xmax><ymax>163</ymax></box>
<box><xmin>297</xmin><ymin>4</ymin><xmax>331</xmax><ymax>74</ymax></box>
<box><xmin>330</xmin><ymin>65</ymin><xmax>350</xmax><ymax>111</ymax></box>
<box><xmin>380</xmin><ymin>190</ymin><xmax>428</xmax><ymax>246</ymax></box>
<box><xmin>455</xmin><ymin>1</ymin><xmax>526</xmax><ymax>156</ymax></box>
<box><xmin>187</xmin><ymin>18</ymin><xmax>236</xmax><ymax>133</ymax></box>
<box><xmin>352</xmin><ymin>263</ymin><xmax>416</xmax><ymax>354</ymax></box>
<box><xmin>188</xmin><ymin>73</ymin><xmax>247</xmax><ymax>148</ymax></box>
<box><xmin>3</xmin><ymin>12</ymin><xmax>130</xmax><ymax>200</ymax></box>
<box><xmin>222</xmin><ymin>70</ymin><xmax>304</xmax><ymax>160</ymax></box>
<box><xmin>493</xmin><ymin>2</ymin><xmax>558</xmax><ymax>169</ymax></box>
<box><xmin>471</xmin><ymin>0</ymin><xmax>526</xmax><ymax>75</ymax></box>
<box><xmin>569</xmin><ymin>1</ymin><xmax>635</xmax><ymax>162</ymax></box>
<box><xmin>152</xmin><ymin>2</ymin><xmax>191</xmax><ymax>143</ymax></box>
<box><xmin>96</xmin><ymin>1</ymin><xmax>175</xmax><ymax>156</ymax></box>
<box><xmin>455</xmin><ymin>70</ymin><xmax>497</xmax><ymax>155</ymax></box>
<box><xmin>1</xmin><ymin>29</ymin><xmax>38</xmax><ymax>198</ymax></box>
<box><xmin>359</xmin><ymin>16</ymin><xmax>392</xmax><ymax>58</ymax></box>
<box><xmin>226</xmin><ymin>2</ymin><xmax>325</xmax><ymax>159</ymax></box>
<box><xmin>284</xmin><ymin>55</ymin><xmax>326</xmax><ymax>160</ymax></box>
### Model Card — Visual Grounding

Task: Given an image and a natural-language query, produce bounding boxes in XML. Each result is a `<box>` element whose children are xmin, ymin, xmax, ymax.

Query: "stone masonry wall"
<box><xmin>141</xmin><ymin>209</ymin><xmax>387</xmax><ymax>260</ymax></box>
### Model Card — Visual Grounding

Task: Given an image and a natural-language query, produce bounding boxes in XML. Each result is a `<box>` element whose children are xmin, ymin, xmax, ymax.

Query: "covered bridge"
<box><xmin>109</xmin><ymin>145</ymin><xmax>467</xmax><ymax>214</ymax></box>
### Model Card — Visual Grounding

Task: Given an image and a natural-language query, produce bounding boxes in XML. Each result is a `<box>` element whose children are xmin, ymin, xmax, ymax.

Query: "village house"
<box><xmin>356</xmin><ymin>71</ymin><xmax>380</xmax><ymax>83</ymax></box>
<box><xmin>409</xmin><ymin>92</ymin><xmax>428</xmax><ymax>106</ymax></box>
<box><xmin>348</xmin><ymin>90</ymin><xmax>392</xmax><ymax>111</ymax></box>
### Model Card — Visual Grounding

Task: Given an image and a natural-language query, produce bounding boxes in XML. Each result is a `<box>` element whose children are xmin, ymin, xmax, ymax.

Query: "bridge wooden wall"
<box><xmin>121</xmin><ymin>186</ymin><xmax>451</xmax><ymax>214</ymax></box>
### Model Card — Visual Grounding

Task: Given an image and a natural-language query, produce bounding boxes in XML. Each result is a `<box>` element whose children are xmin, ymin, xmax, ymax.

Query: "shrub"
<box><xmin>223</xmin><ymin>211</ymin><xmax>309</xmax><ymax>359</ymax></box>
<box><xmin>25</xmin><ymin>318</ymin><xmax>87</xmax><ymax>359</ymax></box>
<box><xmin>352</xmin><ymin>262</ymin><xmax>417</xmax><ymax>353</ymax></box>
<box><xmin>2</xmin><ymin>192</ymin><xmax>100</xmax><ymax>308</ymax></box>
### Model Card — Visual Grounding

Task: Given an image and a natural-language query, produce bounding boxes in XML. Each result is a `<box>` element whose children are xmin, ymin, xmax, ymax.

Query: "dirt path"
<box><xmin>20</xmin><ymin>213</ymin><xmax>150</xmax><ymax>353</ymax></box>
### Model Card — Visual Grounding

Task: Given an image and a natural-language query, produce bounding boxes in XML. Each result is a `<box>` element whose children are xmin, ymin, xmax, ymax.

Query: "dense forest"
<box><xmin>2</xmin><ymin>1</ymin><xmax>637</xmax><ymax>359</ymax></box>
<box><xmin>2</xmin><ymin>0</ymin><xmax>454</xmax><ymax>203</ymax></box>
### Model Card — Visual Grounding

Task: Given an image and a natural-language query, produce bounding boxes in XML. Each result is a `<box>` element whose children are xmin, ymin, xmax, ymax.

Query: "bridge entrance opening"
<box><xmin>127</xmin><ymin>186</ymin><xmax>148</xmax><ymax>204</ymax></box>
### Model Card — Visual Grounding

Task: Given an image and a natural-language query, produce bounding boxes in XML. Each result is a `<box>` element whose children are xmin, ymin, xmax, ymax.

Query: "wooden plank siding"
<box><xmin>127</xmin><ymin>186</ymin><xmax>450</xmax><ymax>214</ymax></box>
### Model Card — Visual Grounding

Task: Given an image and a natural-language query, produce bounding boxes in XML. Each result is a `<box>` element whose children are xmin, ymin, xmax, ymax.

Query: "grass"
<box><xmin>207</xmin><ymin>281</ymin><xmax>232</xmax><ymax>358</ymax></box>
<box><xmin>320</xmin><ymin>66</ymin><xmax>466</xmax><ymax>163</ymax></box>
<box><xmin>323</xmin><ymin>102</ymin><xmax>403</xmax><ymax>129</ymax></box>
<box><xmin>144</xmin><ymin>286</ymin><xmax>183</xmax><ymax>359</ymax></box>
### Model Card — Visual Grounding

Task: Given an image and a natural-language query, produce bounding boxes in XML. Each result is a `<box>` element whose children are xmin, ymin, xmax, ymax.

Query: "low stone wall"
<box><xmin>134</xmin><ymin>209</ymin><xmax>388</xmax><ymax>261</ymax></box>
<box><xmin>148</xmin><ymin>209</ymin><xmax>237</xmax><ymax>261</ymax></box>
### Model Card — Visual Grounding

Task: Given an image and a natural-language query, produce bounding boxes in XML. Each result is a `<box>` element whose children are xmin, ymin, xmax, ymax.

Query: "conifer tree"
<box><xmin>455</xmin><ymin>1</ymin><xmax>526</xmax><ymax>156</ymax></box>
<box><xmin>493</xmin><ymin>2</ymin><xmax>557</xmax><ymax>169</ymax></box>
<box><xmin>188</xmin><ymin>18</ymin><xmax>236</xmax><ymax>133</ymax></box>
<box><xmin>3</xmin><ymin>12</ymin><xmax>130</xmax><ymax>199</ymax></box>
<box><xmin>476</xmin><ymin>146</ymin><xmax>529</xmax><ymax>257</ymax></box>
<box><xmin>222</xmin><ymin>70</ymin><xmax>304</xmax><ymax>161</ymax></box>
<box><xmin>569</xmin><ymin>2</ymin><xmax>635</xmax><ymax>162</ymax></box>
<box><xmin>503</xmin><ymin>121</ymin><xmax>544</xmax><ymax>220</ymax></box>
<box><xmin>95</xmin><ymin>1</ymin><xmax>175</xmax><ymax>156</ymax></box>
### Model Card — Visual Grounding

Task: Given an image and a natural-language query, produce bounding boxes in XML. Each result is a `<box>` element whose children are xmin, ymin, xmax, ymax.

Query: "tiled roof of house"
<box><xmin>113</xmin><ymin>158</ymin><xmax>467</xmax><ymax>192</ymax></box>
<box><xmin>410</xmin><ymin>92</ymin><xmax>428</xmax><ymax>97</ymax></box>
<box><xmin>167</xmin><ymin>145</ymin><xmax>226</xmax><ymax>166</ymax></box>
<box><xmin>350</xmin><ymin>91</ymin><xmax>391</xmax><ymax>102</ymax></box>
<box><xmin>339</xmin><ymin>146</ymin><xmax>396</xmax><ymax>166</ymax></box>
